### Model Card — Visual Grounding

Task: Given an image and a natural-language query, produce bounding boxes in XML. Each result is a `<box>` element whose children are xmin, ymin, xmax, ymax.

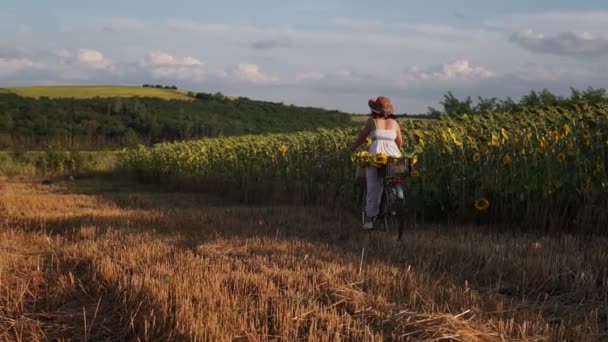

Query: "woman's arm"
<box><xmin>394</xmin><ymin>120</ymin><xmax>403</xmax><ymax>150</ymax></box>
<box><xmin>350</xmin><ymin>119</ymin><xmax>374</xmax><ymax>152</ymax></box>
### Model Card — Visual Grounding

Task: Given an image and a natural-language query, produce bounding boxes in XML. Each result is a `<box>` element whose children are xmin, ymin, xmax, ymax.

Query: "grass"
<box><xmin>0</xmin><ymin>176</ymin><xmax>606</xmax><ymax>341</ymax></box>
<box><xmin>4</xmin><ymin>85</ymin><xmax>194</xmax><ymax>101</ymax></box>
<box><xmin>0</xmin><ymin>150</ymin><xmax>118</xmax><ymax>178</ymax></box>
<box><xmin>351</xmin><ymin>115</ymin><xmax>369</xmax><ymax>124</ymax></box>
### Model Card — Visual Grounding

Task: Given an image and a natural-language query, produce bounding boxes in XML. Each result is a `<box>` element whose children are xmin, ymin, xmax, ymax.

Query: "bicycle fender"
<box><xmin>394</xmin><ymin>184</ymin><xmax>405</xmax><ymax>200</ymax></box>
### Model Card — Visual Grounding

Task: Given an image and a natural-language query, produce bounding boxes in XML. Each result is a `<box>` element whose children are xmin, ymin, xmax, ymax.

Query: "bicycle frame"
<box><xmin>378</xmin><ymin>165</ymin><xmax>406</xmax><ymax>218</ymax></box>
<box><xmin>359</xmin><ymin>160</ymin><xmax>409</xmax><ymax>238</ymax></box>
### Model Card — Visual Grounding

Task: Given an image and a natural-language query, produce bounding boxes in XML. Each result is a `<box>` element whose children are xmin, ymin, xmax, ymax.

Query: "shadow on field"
<box><xmin>6</xmin><ymin>174</ymin><xmax>607</xmax><ymax>340</ymax></box>
<box><xmin>13</xmin><ymin>174</ymin><xmax>423</xmax><ymax>281</ymax></box>
<box><xmin>17</xmin><ymin>175</ymin><xmax>608</xmax><ymax>292</ymax></box>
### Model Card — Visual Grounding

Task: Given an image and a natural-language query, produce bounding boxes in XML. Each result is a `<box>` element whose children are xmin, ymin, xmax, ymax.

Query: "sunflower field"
<box><xmin>120</xmin><ymin>103</ymin><xmax>608</xmax><ymax>233</ymax></box>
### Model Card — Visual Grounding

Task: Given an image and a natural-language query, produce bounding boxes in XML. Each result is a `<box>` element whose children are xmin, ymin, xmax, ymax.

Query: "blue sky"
<box><xmin>2</xmin><ymin>1</ymin><xmax>608</xmax><ymax>113</ymax></box>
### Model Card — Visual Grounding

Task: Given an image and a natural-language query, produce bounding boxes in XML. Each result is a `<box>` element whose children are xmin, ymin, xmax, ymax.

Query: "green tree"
<box><xmin>441</xmin><ymin>92</ymin><xmax>473</xmax><ymax>116</ymax></box>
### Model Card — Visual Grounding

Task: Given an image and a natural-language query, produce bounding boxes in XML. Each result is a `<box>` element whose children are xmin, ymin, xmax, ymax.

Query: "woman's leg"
<box><xmin>365</xmin><ymin>167</ymin><xmax>383</xmax><ymax>218</ymax></box>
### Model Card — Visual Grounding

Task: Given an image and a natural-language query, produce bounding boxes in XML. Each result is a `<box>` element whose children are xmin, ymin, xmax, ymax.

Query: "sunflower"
<box><xmin>474</xmin><ymin>198</ymin><xmax>490</xmax><ymax>211</ymax></box>
<box><xmin>372</xmin><ymin>153</ymin><xmax>388</xmax><ymax>166</ymax></box>
<box><xmin>502</xmin><ymin>154</ymin><xmax>512</xmax><ymax>165</ymax></box>
<box><xmin>567</xmin><ymin>142</ymin><xmax>574</xmax><ymax>153</ymax></box>
<box><xmin>412</xmin><ymin>154</ymin><xmax>418</xmax><ymax>166</ymax></box>
<box><xmin>410</xmin><ymin>170</ymin><xmax>419</xmax><ymax>177</ymax></box>
<box><xmin>490</xmin><ymin>133</ymin><xmax>500</xmax><ymax>147</ymax></box>
<box><xmin>278</xmin><ymin>144</ymin><xmax>288</xmax><ymax>155</ymax></box>
<box><xmin>352</xmin><ymin>151</ymin><xmax>370</xmax><ymax>166</ymax></box>
<box><xmin>365</xmin><ymin>137</ymin><xmax>372</xmax><ymax>146</ymax></box>
<box><xmin>552</xmin><ymin>130</ymin><xmax>560</xmax><ymax>143</ymax></box>
<box><xmin>413</xmin><ymin>131</ymin><xmax>425</xmax><ymax>146</ymax></box>
<box><xmin>472</xmin><ymin>152</ymin><xmax>481</xmax><ymax>162</ymax></box>
<box><xmin>500</xmin><ymin>128</ymin><xmax>509</xmax><ymax>143</ymax></box>
<box><xmin>557</xmin><ymin>153</ymin><xmax>566</xmax><ymax>162</ymax></box>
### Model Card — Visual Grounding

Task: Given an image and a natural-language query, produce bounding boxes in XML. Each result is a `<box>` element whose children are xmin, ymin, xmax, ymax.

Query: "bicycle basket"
<box><xmin>391</xmin><ymin>158</ymin><xmax>412</xmax><ymax>176</ymax></box>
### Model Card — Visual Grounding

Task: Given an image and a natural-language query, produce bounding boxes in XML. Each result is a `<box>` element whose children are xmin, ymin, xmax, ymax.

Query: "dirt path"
<box><xmin>1</xmin><ymin>178</ymin><xmax>606</xmax><ymax>341</ymax></box>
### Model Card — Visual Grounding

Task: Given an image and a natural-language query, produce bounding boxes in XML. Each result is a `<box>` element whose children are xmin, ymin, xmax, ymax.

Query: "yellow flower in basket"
<box><xmin>371</xmin><ymin>153</ymin><xmax>388</xmax><ymax>166</ymax></box>
<box><xmin>387</xmin><ymin>156</ymin><xmax>399</xmax><ymax>164</ymax></box>
<box><xmin>352</xmin><ymin>151</ymin><xmax>370</xmax><ymax>167</ymax></box>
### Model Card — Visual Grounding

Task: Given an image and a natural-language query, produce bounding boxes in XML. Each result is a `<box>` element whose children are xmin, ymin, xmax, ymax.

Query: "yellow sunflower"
<box><xmin>372</xmin><ymin>153</ymin><xmax>388</xmax><ymax>165</ymax></box>
<box><xmin>474</xmin><ymin>198</ymin><xmax>490</xmax><ymax>211</ymax></box>
<box><xmin>502</xmin><ymin>154</ymin><xmax>512</xmax><ymax>165</ymax></box>
<box><xmin>552</xmin><ymin>130</ymin><xmax>560</xmax><ymax>143</ymax></box>
<box><xmin>278</xmin><ymin>144</ymin><xmax>288</xmax><ymax>155</ymax></box>
<box><xmin>490</xmin><ymin>132</ymin><xmax>500</xmax><ymax>147</ymax></box>
<box><xmin>472</xmin><ymin>152</ymin><xmax>481</xmax><ymax>162</ymax></box>
<box><xmin>413</xmin><ymin>130</ymin><xmax>425</xmax><ymax>146</ymax></box>
<box><xmin>557</xmin><ymin>153</ymin><xmax>566</xmax><ymax>162</ymax></box>
<box><xmin>352</xmin><ymin>151</ymin><xmax>370</xmax><ymax>166</ymax></box>
<box><xmin>410</xmin><ymin>170</ymin><xmax>419</xmax><ymax>177</ymax></box>
<box><xmin>567</xmin><ymin>142</ymin><xmax>574</xmax><ymax>153</ymax></box>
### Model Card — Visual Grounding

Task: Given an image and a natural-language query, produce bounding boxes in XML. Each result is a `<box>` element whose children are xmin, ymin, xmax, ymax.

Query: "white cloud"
<box><xmin>511</xmin><ymin>29</ymin><xmax>608</xmax><ymax>57</ymax></box>
<box><xmin>511</xmin><ymin>63</ymin><xmax>595</xmax><ymax>82</ymax></box>
<box><xmin>182</xmin><ymin>56</ymin><xmax>203</xmax><ymax>66</ymax></box>
<box><xmin>146</xmin><ymin>51</ymin><xmax>178</xmax><ymax>65</ymax></box>
<box><xmin>230</xmin><ymin>63</ymin><xmax>278</xmax><ymax>84</ymax></box>
<box><xmin>0</xmin><ymin>57</ymin><xmax>35</xmax><ymax>76</ymax></box>
<box><xmin>77</xmin><ymin>49</ymin><xmax>113</xmax><ymax>69</ymax></box>
<box><xmin>52</xmin><ymin>48</ymin><xmax>73</xmax><ymax>59</ymax></box>
<box><xmin>0</xmin><ymin>43</ymin><xmax>33</xmax><ymax>58</ymax></box>
<box><xmin>141</xmin><ymin>51</ymin><xmax>206</xmax><ymax>81</ymax></box>
<box><xmin>405</xmin><ymin>60</ymin><xmax>495</xmax><ymax>82</ymax></box>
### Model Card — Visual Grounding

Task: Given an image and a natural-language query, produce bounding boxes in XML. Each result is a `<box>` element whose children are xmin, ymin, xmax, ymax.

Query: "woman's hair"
<box><xmin>370</xmin><ymin>111</ymin><xmax>397</xmax><ymax>119</ymax></box>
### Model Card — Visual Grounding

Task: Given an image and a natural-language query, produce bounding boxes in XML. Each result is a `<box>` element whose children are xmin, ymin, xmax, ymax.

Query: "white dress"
<box><xmin>365</xmin><ymin>121</ymin><xmax>402</xmax><ymax>218</ymax></box>
<box><xmin>369</xmin><ymin>129</ymin><xmax>401</xmax><ymax>157</ymax></box>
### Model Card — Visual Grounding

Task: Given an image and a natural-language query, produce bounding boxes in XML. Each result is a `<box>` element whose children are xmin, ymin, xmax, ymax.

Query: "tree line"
<box><xmin>0</xmin><ymin>92</ymin><xmax>353</xmax><ymax>149</ymax></box>
<box><xmin>426</xmin><ymin>87</ymin><xmax>608</xmax><ymax>117</ymax></box>
<box><xmin>2</xmin><ymin>87</ymin><xmax>605</xmax><ymax>149</ymax></box>
<box><xmin>142</xmin><ymin>84</ymin><xmax>178</xmax><ymax>90</ymax></box>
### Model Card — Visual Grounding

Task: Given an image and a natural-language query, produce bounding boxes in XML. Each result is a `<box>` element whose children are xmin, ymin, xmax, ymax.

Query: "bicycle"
<box><xmin>356</xmin><ymin>158</ymin><xmax>411</xmax><ymax>240</ymax></box>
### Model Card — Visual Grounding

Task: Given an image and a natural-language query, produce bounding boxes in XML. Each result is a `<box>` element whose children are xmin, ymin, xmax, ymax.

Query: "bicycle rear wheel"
<box><xmin>382</xmin><ymin>183</ymin><xmax>406</xmax><ymax>238</ymax></box>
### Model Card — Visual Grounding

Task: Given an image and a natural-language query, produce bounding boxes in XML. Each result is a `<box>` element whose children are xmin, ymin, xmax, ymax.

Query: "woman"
<box><xmin>350</xmin><ymin>96</ymin><xmax>403</xmax><ymax>230</ymax></box>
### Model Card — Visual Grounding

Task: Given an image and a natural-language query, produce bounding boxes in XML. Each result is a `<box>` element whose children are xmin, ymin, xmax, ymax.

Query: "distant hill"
<box><xmin>4</xmin><ymin>85</ymin><xmax>193</xmax><ymax>101</ymax></box>
<box><xmin>0</xmin><ymin>85</ymin><xmax>357</xmax><ymax>149</ymax></box>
